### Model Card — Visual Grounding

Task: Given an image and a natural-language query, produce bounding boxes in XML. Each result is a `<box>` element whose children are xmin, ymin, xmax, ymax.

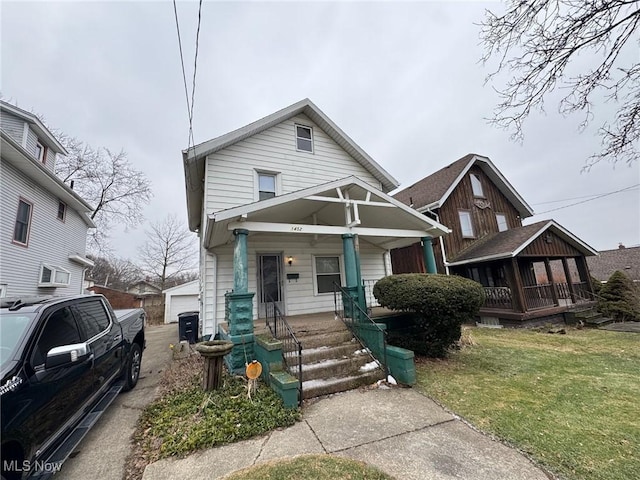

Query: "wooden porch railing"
<box><xmin>483</xmin><ymin>287</ymin><xmax>513</xmax><ymax>310</ymax></box>
<box><xmin>523</xmin><ymin>284</ymin><xmax>556</xmax><ymax>310</ymax></box>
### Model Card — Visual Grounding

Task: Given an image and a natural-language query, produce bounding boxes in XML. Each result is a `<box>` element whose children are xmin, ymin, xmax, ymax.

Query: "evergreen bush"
<box><xmin>373</xmin><ymin>274</ymin><xmax>485</xmax><ymax>357</ymax></box>
<box><xmin>598</xmin><ymin>270</ymin><xmax>640</xmax><ymax>321</ymax></box>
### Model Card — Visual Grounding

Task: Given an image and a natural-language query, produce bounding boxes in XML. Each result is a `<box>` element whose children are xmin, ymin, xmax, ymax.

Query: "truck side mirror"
<box><xmin>45</xmin><ymin>342</ymin><xmax>90</xmax><ymax>369</ymax></box>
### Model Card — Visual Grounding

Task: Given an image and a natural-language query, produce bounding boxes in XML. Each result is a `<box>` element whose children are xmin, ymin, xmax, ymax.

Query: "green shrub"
<box><xmin>598</xmin><ymin>270</ymin><xmax>640</xmax><ymax>321</ymax></box>
<box><xmin>373</xmin><ymin>274</ymin><xmax>485</xmax><ymax>357</ymax></box>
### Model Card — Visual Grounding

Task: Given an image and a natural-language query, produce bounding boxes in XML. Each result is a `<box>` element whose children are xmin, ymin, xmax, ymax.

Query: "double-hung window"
<box><xmin>470</xmin><ymin>174</ymin><xmax>484</xmax><ymax>197</ymax></box>
<box><xmin>295</xmin><ymin>125</ymin><xmax>313</xmax><ymax>153</ymax></box>
<box><xmin>496</xmin><ymin>213</ymin><xmax>508</xmax><ymax>232</ymax></box>
<box><xmin>57</xmin><ymin>201</ymin><xmax>67</xmax><ymax>222</ymax></box>
<box><xmin>314</xmin><ymin>256</ymin><xmax>341</xmax><ymax>294</ymax></box>
<box><xmin>258</xmin><ymin>173</ymin><xmax>277</xmax><ymax>201</ymax></box>
<box><xmin>13</xmin><ymin>199</ymin><xmax>32</xmax><ymax>245</ymax></box>
<box><xmin>458</xmin><ymin>210</ymin><xmax>475</xmax><ymax>238</ymax></box>
<box><xmin>35</xmin><ymin>141</ymin><xmax>46</xmax><ymax>163</ymax></box>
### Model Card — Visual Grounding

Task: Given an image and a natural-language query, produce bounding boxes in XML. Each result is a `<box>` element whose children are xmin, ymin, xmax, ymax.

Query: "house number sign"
<box><xmin>291</xmin><ymin>226</ymin><xmax>303</xmax><ymax>231</ymax></box>
<box><xmin>474</xmin><ymin>199</ymin><xmax>492</xmax><ymax>210</ymax></box>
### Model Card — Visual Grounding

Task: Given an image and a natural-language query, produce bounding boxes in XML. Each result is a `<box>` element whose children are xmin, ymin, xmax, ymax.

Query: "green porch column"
<box><xmin>222</xmin><ymin>228</ymin><xmax>255</xmax><ymax>374</ymax></box>
<box><xmin>422</xmin><ymin>236</ymin><xmax>437</xmax><ymax>274</ymax></box>
<box><xmin>342</xmin><ymin>234</ymin><xmax>366</xmax><ymax>316</ymax></box>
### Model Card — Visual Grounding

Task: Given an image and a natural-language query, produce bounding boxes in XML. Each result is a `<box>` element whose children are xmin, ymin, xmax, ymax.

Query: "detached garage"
<box><xmin>163</xmin><ymin>280</ymin><xmax>200</xmax><ymax>324</ymax></box>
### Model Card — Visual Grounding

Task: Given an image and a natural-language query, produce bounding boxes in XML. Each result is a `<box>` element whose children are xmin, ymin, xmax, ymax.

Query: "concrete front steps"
<box><xmin>565</xmin><ymin>305</ymin><xmax>613</xmax><ymax>328</ymax></box>
<box><xmin>293</xmin><ymin>320</ymin><xmax>385</xmax><ymax>400</ymax></box>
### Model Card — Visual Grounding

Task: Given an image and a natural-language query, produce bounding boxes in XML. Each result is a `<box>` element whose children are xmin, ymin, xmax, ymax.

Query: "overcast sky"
<box><xmin>2</xmin><ymin>1</ymin><xmax>639</xmax><ymax>263</ymax></box>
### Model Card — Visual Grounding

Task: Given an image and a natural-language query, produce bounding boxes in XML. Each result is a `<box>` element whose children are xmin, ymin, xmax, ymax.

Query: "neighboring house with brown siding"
<box><xmin>88</xmin><ymin>285</ymin><xmax>142</xmax><ymax>309</ymax></box>
<box><xmin>392</xmin><ymin>153</ymin><xmax>598</xmax><ymax>326</ymax></box>
<box><xmin>587</xmin><ymin>245</ymin><xmax>640</xmax><ymax>283</ymax></box>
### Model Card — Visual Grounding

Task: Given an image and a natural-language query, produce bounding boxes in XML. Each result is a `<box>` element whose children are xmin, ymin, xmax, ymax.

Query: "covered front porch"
<box><xmin>205</xmin><ymin>176</ymin><xmax>449</xmax><ymax>373</ymax></box>
<box><xmin>448</xmin><ymin>221</ymin><xmax>598</xmax><ymax>326</ymax></box>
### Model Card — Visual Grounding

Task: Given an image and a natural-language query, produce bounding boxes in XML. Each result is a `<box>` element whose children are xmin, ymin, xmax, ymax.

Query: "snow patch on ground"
<box><xmin>359</xmin><ymin>361</ymin><xmax>380</xmax><ymax>372</ymax></box>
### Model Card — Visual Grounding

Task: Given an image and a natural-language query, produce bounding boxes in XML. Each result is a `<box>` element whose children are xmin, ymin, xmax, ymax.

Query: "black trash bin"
<box><xmin>178</xmin><ymin>311</ymin><xmax>199</xmax><ymax>344</ymax></box>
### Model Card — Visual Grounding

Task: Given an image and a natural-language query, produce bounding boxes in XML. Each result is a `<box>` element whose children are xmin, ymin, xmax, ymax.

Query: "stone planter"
<box><xmin>195</xmin><ymin>340</ymin><xmax>234</xmax><ymax>391</ymax></box>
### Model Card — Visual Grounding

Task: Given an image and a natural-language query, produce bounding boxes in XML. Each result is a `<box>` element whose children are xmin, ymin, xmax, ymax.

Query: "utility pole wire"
<box><xmin>532</xmin><ymin>186</ymin><xmax>640</xmax><ymax>205</ymax></box>
<box><xmin>534</xmin><ymin>184</ymin><xmax>639</xmax><ymax>215</ymax></box>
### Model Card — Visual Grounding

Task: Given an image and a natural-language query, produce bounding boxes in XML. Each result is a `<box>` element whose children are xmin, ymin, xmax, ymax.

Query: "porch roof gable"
<box><xmin>447</xmin><ymin>220</ymin><xmax>598</xmax><ymax>266</ymax></box>
<box><xmin>204</xmin><ymin>176</ymin><xmax>450</xmax><ymax>250</ymax></box>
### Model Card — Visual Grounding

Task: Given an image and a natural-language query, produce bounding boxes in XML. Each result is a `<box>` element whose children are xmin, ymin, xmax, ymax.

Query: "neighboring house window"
<box><xmin>39</xmin><ymin>264</ymin><xmax>71</xmax><ymax>287</ymax></box>
<box><xmin>470</xmin><ymin>174</ymin><xmax>484</xmax><ymax>197</ymax></box>
<box><xmin>295</xmin><ymin>124</ymin><xmax>313</xmax><ymax>153</ymax></box>
<box><xmin>35</xmin><ymin>141</ymin><xmax>46</xmax><ymax>163</ymax></box>
<box><xmin>314</xmin><ymin>256</ymin><xmax>342</xmax><ymax>294</ymax></box>
<box><xmin>13</xmin><ymin>198</ymin><xmax>33</xmax><ymax>246</ymax></box>
<box><xmin>496</xmin><ymin>213</ymin><xmax>508</xmax><ymax>232</ymax></box>
<box><xmin>0</xmin><ymin>284</ymin><xmax>6</xmax><ymax>298</ymax></box>
<box><xmin>57</xmin><ymin>201</ymin><xmax>67</xmax><ymax>221</ymax></box>
<box><xmin>458</xmin><ymin>210</ymin><xmax>475</xmax><ymax>238</ymax></box>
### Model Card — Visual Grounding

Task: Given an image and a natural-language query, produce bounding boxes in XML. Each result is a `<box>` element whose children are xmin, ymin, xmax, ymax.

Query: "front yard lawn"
<box><xmin>415</xmin><ymin>327</ymin><xmax>639</xmax><ymax>480</ymax></box>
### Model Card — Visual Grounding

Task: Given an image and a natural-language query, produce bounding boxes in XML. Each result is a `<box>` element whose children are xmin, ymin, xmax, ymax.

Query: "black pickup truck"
<box><xmin>0</xmin><ymin>294</ymin><xmax>145</xmax><ymax>479</ymax></box>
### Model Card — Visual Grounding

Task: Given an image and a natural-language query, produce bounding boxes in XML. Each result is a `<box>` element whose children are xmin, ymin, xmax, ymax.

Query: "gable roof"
<box><xmin>183</xmin><ymin>99</ymin><xmax>399</xmax><ymax>231</ymax></box>
<box><xmin>0</xmin><ymin>100</ymin><xmax>68</xmax><ymax>154</ymax></box>
<box><xmin>587</xmin><ymin>246</ymin><xmax>640</xmax><ymax>282</ymax></box>
<box><xmin>204</xmin><ymin>175</ymin><xmax>450</xmax><ymax>250</ymax></box>
<box><xmin>447</xmin><ymin>220</ymin><xmax>597</xmax><ymax>266</ymax></box>
<box><xmin>393</xmin><ymin>153</ymin><xmax>534</xmax><ymax>218</ymax></box>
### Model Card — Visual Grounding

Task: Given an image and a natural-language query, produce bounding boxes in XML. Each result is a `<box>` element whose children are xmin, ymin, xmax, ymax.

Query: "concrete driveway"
<box><xmin>59</xmin><ymin>323</ymin><xmax>177</xmax><ymax>479</ymax></box>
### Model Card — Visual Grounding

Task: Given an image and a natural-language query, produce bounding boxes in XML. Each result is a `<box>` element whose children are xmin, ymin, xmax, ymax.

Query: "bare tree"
<box><xmin>55</xmin><ymin>133</ymin><xmax>153</xmax><ymax>251</ymax></box>
<box><xmin>480</xmin><ymin>0</ymin><xmax>640</xmax><ymax>168</ymax></box>
<box><xmin>87</xmin><ymin>255</ymin><xmax>142</xmax><ymax>291</ymax></box>
<box><xmin>138</xmin><ymin>215</ymin><xmax>198</xmax><ymax>291</ymax></box>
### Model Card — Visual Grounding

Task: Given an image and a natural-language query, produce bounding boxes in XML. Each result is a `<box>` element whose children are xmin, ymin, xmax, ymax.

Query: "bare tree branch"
<box><xmin>138</xmin><ymin>214</ymin><xmax>198</xmax><ymax>291</ymax></box>
<box><xmin>480</xmin><ymin>0</ymin><xmax>640</xmax><ymax>167</ymax></box>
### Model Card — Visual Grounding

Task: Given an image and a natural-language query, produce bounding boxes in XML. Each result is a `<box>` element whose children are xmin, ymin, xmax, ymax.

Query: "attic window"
<box><xmin>35</xmin><ymin>141</ymin><xmax>47</xmax><ymax>163</ymax></box>
<box><xmin>57</xmin><ymin>201</ymin><xmax>67</xmax><ymax>221</ymax></box>
<box><xmin>470</xmin><ymin>174</ymin><xmax>484</xmax><ymax>198</ymax></box>
<box><xmin>295</xmin><ymin>125</ymin><xmax>313</xmax><ymax>153</ymax></box>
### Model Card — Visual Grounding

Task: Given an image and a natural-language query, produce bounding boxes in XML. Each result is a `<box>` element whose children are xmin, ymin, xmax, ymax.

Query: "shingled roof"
<box><xmin>393</xmin><ymin>153</ymin><xmax>534</xmax><ymax>218</ymax></box>
<box><xmin>587</xmin><ymin>246</ymin><xmax>640</xmax><ymax>282</ymax></box>
<box><xmin>448</xmin><ymin>220</ymin><xmax>597</xmax><ymax>266</ymax></box>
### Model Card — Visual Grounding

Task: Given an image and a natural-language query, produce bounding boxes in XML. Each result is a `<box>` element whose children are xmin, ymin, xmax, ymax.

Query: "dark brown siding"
<box><xmin>391</xmin><ymin>242</ymin><xmax>425</xmax><ymax>274</ymax></box>
<box><xmin>520</xmin><ymin>230</ymin><xmax>582</xmax><ymax>257</ymax></box>
<box><xmin>439</xmin><ymin>165</ymin><xmax>523</xmax><ymax>261</ymax></box>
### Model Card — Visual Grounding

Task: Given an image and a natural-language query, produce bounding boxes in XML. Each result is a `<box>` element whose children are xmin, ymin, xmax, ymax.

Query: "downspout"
<box><xmin>80</xmin><ymin>267</ymin><xmax>89</xmax><ymax>294</ymax></box>
<box><xmin>425</xmin><ymin>208</ymin><xmax>449</xmax><ymax>275</ymax></box>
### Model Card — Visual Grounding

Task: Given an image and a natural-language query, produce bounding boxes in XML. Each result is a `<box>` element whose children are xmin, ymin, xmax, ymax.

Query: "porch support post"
<box><xmin>510</xmin><ymin>258</ymin><xmax>526</xmax><ymax>312</ymax></box>
<box><xmin>342</xmin><ymin>233</ymin><xmax>366</xmax><ymax>317</ymax></box>
<box><xmin>421</xmin><ymin>236</ymin><xmax>437</xmax><ymax>274</ymax></box>
<box><xmin>544</xmin><ymin>258</ymin><xmax>559</xmax><ymax>306</ymax></box>
<box><xmin>575</xmin><ymin>256</ymin><xmax>595</xmax><ymax>298</ymax></box>
<box><xmin>561</xmin><ymin>257</ymin><xmax>577</xmax><ymax>304</ymax></box>
<box><xmin>221</xmin><ymin>228</ymin><xmax>255</xmax><ymax>374</ymax></box>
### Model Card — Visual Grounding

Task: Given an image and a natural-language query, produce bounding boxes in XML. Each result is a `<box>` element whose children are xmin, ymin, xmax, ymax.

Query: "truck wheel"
<box><xmin>122</xmin><ymin>344</ymin><xmax>142</xmax><ymax>392</ymax></box>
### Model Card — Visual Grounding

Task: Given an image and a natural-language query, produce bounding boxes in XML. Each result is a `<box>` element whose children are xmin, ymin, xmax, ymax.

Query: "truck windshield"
<box><xmin>0</xmin><ymin>312</ymin><xmax>35</xmax><ymax>367</ymax></box>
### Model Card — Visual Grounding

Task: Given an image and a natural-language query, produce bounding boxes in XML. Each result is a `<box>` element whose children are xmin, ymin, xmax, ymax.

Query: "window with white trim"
<box><xmin>13</xmin><ymin>199</ymin><xmax>32</xmax><ymax>245</ymax></box>
<box><xmin>57</xmin><ymin>201</ymin><xmax>67</xmax><ymax>221</ymax></box>
<box><xmin>39</xmin><ymin>264</ymin><xmax>71</xmax><ymax>287</ymax></box>
<box><xmin>470</xmin><ymin>173</ymin><xmax>484</xmax><ymax>197</ymax></box>
<box><xmin>35</xmin><ymin>141</ymin><xmax>46</xmax><ymax>163</ymax></box>
<box><xmin>458</xmin><ymin>210</ymin><xmax>475</xmax><ymax>238</ymax></box>
<box><xmin>0</xmin><ymin>284</ymin><xmax>6</xmax><ymax>298</ymax></box>
<box><xmin>257</xmin><ymin>172</ymin><xmax>277</xmax><ymax>201</ymax></box>
<box><xmin>496</xmin><ymin>213</ymin><xmax>508</xmax><ymax>232</ymax></box>
<box><xmin>314</xmin><ymin>256</ymin><xmax>342</xmax><ymax>294</ymax></box>
<box><xmin>295</xmin><ymin>124</ymin><xmax>313</xmax><ymax>152</ymax></box>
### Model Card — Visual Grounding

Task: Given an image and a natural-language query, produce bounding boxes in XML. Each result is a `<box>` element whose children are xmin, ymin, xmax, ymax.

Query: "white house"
<box><xmin>182</xmin><ymin>99</ymin><xmax>449</xmax><ymax>372</ymax></box>
<box><xmin>163</xmin><ymin>280</ymin><xmax>200</xmax><ymax>324</ymax></box>
<box><xmin>0</xmin><ymin>101</ymin><xmax>95</xmax><ymax>298</ymax></box>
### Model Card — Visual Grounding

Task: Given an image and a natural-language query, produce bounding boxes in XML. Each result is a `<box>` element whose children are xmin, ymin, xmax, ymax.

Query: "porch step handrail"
<box><xmin>333</xmin><ymin>283</ymin><xmax>388</xmax><ymax>378</ymax></box>
<box><xmin>265</xmin><ymin>295</ymin><xmax>303</xmax><ymax>406</ymax></box>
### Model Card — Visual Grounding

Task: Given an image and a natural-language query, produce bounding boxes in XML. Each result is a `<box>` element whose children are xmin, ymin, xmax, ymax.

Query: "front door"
<box><xmin>258</xmin><ymin>253</ymin><xmax>284</xmax><ymax>318</ymax></box>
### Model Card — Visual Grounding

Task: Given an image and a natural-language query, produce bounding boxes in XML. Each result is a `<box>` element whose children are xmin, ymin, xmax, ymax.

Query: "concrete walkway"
<box><xmin>142</xmin><ymin>387</ymin><xmax>550</xmax><ymax>480</ymax></box>
<box><xmin>601</xmin><ymin>321</ymin><xmax>640</xmax><ymax>333</ymax></box>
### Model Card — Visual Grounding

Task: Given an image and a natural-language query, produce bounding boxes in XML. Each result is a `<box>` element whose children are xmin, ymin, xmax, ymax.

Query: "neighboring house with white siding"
<box><xmin>0</xmin><ymin>101</ymin><xmax>95</xmax><ymax>298</ymax></box>
<box><xmin>182</xmin><ymin>99</ymin><xmax>449</xmax><ymax>372</ymax></box>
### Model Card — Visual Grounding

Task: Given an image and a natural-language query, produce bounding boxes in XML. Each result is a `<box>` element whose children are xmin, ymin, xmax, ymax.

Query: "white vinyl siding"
<box><xmin>203</xmin><ymin>234</ymin><xmax>387</xmax><ymax>334</ymax></box>
<box><xmin>0</xmin><ymin>160</ymin><xmax>90</xmax><ymax>297</ymax></box>
<box><xmin>0</xmin><ymin>110</ymin><xmax>25</xmax><ymax>144</ymax></box>
<box><xmin>203</xmin><ymin>114</ymin><xmax>382</xmax><ymax>215</ymax></box>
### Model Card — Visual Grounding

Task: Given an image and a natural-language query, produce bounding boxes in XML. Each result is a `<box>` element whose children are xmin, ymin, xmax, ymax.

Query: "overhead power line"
<box><xmin>534</xmin><ymin>184</ymin><xmax>639</xmax><ymax>215</ymax></box>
